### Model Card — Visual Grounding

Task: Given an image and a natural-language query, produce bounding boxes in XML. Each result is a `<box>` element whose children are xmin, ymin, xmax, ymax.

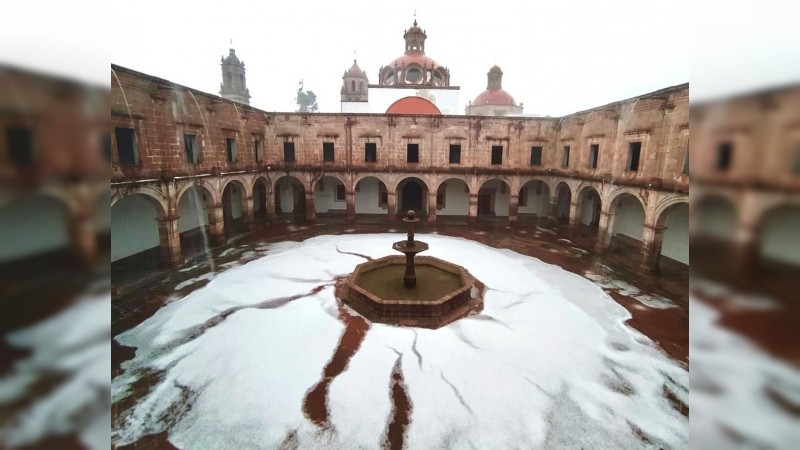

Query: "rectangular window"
<box><xmin>716</xmin><ymin>142</ymin><xmax>732</xmax><ymax>171</ymax></box>
<box><xmin>449</xmin><ymin>144</ymin><xmax>461</xmax><ymax>164</ymax></box>
<box><xmin>365</xmin><ymin>142</ymin><xmax>377</xmax><ymax>162</ymax></box>
<box><xmin>254</xmin><ymin>138</ymin><xmax>262</xmax><ymax>162</ymax></box>
<box><xmin>683</xmin><ymin>142</ymin><xmax>689</xmax><ymax>175</ymax></box>
<box><xmin>530</xmin><ymin>146</ymin><xmax>542</xmax><ymax>166</ymax></box>
<box><xmin>627</xmin><ymin>142</ymin><xmax>642</xmax><ymax>171</ymax></box>
<box><xmin>323</xmin><ymin>142</ymin><xmax>335</xmax><ymax>162</ymax></box>
<box><xmin>102</xmin><ymin>133</ymin><xmax>112</xmax><ymax>163</ymax></box>
<box><xmin>407</xmin><ymin>143</ymin><xmax>419</xmax><ymax>163</ymax></box>
<box><xmin>562</xmin><ymin>146</ymin><xmax>570</xmax><ymax>168</ymax></box>
<box><xmin>114</xmin><ymin>127</ymin><xmax>136</xmax><ymax>166</ymax></box>
<box><xmin>519</xmin><ymin>186</ymin><xmax>528</xmax><ymax>207</ymax></box>
<box><xmin>184</xmin><ymin>133</ymin><xmax>198</xmax><ymax>164</ymax></box>
<box><xmin>226</xmin><ymin>137</ymin><xmax>236</xmax><ymax>162</ymax></box>
<box><xmin>283</xmin><ymin>141</ymin><xmax>296</xmax><ymax>162</ymax></box>
<box><xmin>491</xmin><ymin>145</ymin><xmax>503</xmax><ymax>165</ymax></box>
<box><xmin>588</xmin><ymin>144</ymin><xmax>599</xmax><ymax>169</ymax></box>
<box><xmin>335</xmin><ymin>184</ymin><xmax>346</xmax><ymax>201</ymax></box>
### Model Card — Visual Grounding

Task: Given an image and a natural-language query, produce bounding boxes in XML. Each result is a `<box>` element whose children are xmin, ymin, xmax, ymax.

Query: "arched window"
<box><xmin>351</xmin><ymin>80</ymin><xmax>355</xmax><ymax>91</ymax></box>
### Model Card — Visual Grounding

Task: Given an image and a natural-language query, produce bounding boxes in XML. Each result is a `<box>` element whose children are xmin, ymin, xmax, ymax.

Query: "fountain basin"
<box><xmin>337</xmin><ymin>255</ymin><xmax>484</xmax><ymax>328</ymax></box>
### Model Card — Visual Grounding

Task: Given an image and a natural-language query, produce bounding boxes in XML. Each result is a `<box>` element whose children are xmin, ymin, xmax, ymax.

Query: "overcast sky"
<box><xmin>2</xmin><ymin>0</ymin><xmax>798</xmax><ymax>113</ymax></box>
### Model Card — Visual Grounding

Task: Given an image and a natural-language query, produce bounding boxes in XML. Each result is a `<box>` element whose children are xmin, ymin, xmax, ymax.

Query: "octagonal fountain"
<box><xmin>337</xmin><ymin>210</ymin><xmax>484</xmax><ymax>328</ymax></box>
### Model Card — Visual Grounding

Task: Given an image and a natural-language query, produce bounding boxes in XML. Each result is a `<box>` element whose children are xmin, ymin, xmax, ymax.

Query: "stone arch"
<box><xmin>605</xmin><ymin>188</ymin><xmax>646</xmax><ymax>214</ymax></box>
<box><xmin>518</xmin><ymin>179</ymin><xmax>551</xmax><ymax>218</ymax></box>
<box><xmin>176</xmin><ymin>184</ymin><xmax>215</xmax><ymax>255</ymax></box>
<box><xmin>273</xmin><ymin>175</ymin><xmax>307</xmax><ymax>215</ymax></box>
<box><xmin>477</xmin><ymin>178</ymin><xmax>511</xmax><ymax>217</ymax></box>
<box><xmin>354</xmin><ymin>176</ymin><xmax>389</xmax><ymax>214</ymax></box>
<box><xmin>111</xmin><ymin>185</ymin><xmax>169</xmax><ymax>214</ymax></box>
<box><xmin>312</xmin><ymin>172</ymin><xmax>348</xmax><ymax>192</ymax></box>
<box><xmin>176</xmin><ymin>178</ymin><xmax>221</xmax><ymax>207</ymax></box>
<box><xmin>314</xmin><ymin>175</ymin><xmax>347</xmax><ymax>215</ymax></box>
<box><xmin>693</xmin><ymin>194</ymin><xmax>738</xmax><ymax>240</ymax></box>
<box><xmin>110</xmin><ymin>191</ymin><xmax>167</xmax><ymax>266</ymax></box>
<box><xmin>435</xmin><ymin>177</ymin><xmax>471</xmax><ymax>216</ymax></box>
<box><xmin>519</xmin><ymin>176</ymin><xmax>555</xmax><ymax>197</ymax></box>
<box><xmin>608</xmin><ymin>192</ymin><xmax>646</xmax><ymax>246</ymax></box>
<box><xmin>554</xmin><ymin>182</ymin><xmax>572</xmax><ymax>222</ymax></box>
<box><xmin>354</xmin><ymin>172</ymin><xmax>390</xmax><ymax>191</ymax></box>
<box><xmin>0</xmin><ymin>193</ymin><xmax>71</xmax><ymax>263</ymax></box>
<box><xmin>757</xmin><ymin>204</ymin><xmax>800</xmax><ymax>268</ymax></box>
<box><xmin>221</xmin><ymin>179</ymin><xmax>247</xmax><ymax>238</ymax></box>
<box><xmin>396</xmin><ymin>176</ymin><xmax>429</xmax><ymax>216</ymax></box>
<box><xmin>654</xmin><ymin>197</ymin><xmax>689</xmax><ymax>266</ymax></box>
<box><xmin>576</xmin><ymin>185</ymin><xmax>602</xmax><ymax>229</ymax></box>
<box><xmin>222</xmin><ymin>175</ymin><xmax>252</xmax><ymax>200</ymax></box>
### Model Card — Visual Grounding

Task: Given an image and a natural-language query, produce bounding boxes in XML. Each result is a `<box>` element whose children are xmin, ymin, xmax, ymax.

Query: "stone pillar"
<box><xmin>640</xmin><ymin>224</ymin><xmax>666</xmax><ymax>272</ymax></box>
<box><xmin>208</xmin><ymin>203</ymin><xmax>225</xmax><ymax>246</ymax></box>
<box><xmin>345</xmin><ymin>191</ymin><xmax>356</xmax><ymax>222</ymax></box>
<box><xmin>468</xmin><ymin>194</ymin><xmax>478</xmax><ymax>222</ymax></box>
<box><xmin>387</xmin><ymin>192</ymin><xmax>397</xmax><ymax>219</ymax></box>
<box><xmin>304</xmin><ymin>191</ymin><xmax>316</xmax><ymax>222</ymax></box>
<box><xmin>568</xmin><ymin>201</ymin><xmax>580</xmax><ymax>232</ymax></box>
<box><xmin>243</xmin><ymin>195</ymin><xmax>254</xmax><ymax>230</ymax></box>
<box><xmin>595</xmin><ymin>211</ymin><xmax>614</xmax><ymax>252</ymax></box>
<box><xmin>508</xmin><ymin>195</ymin><xmax>519</xmax><ymax>223</ymax></box>
<box><xmin>427</xmin><ymin>192</ymin><xmax>437</xmax><ymax>223</ymax></box>
<box><xmin>266</xmin><ymin>190</ymin><xmax>277</xmax><ymax>220</ymax></box>
<box><xmin>548</xmin><ymin>200</ymin><xmax>559</xmax><ymax>226</ymax></box>
<box><xmin>157</xmin><ymin>214</ymin><xmax>183</xmax><ymax>268</ymax></box>
<box><xmin>67</xmin><ymin>205</ymin><xmax>97</xmax><ymax>267</ymax></box>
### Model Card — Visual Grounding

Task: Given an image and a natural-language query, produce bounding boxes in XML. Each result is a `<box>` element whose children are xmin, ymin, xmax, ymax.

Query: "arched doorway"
<box><xmin>111</xmin><ymin>193</ymin><xmax>164</xmax><ymax>276</ymax></box>
<box><xmin>657</xmin><ymin>202</ymin><xmax>689</xmax><ymax>268</ymax></box>
<box><xmin>274</xmin><ymin>176</ymin><xmax>306</xmax><ymax>218</ymax></box>
<box><xmin>397</xmin><ymin>177</ymin><xmax>427</xmax><ymax>216</ymax></box>
<box><xmin>0</xmin><ymin>194</ymin><xmax>70</xmax><ymax>265</ymax></box>
<box><xmin>554</xmin><ymin>183</ymin><xmax>571</xmax><ymax>224</ymax></box>
<box><xmin>609</xmin><ymin>193</ymin><xmax>645</xmax><ymax>253</ymax></box>
<box><xmin>222</xmin><ymin>180</ymin><xmax>247</xmax><ymax>238</ymax></box>
<box><xmin>435</xmin><ymin>178</ymin><xmax>470</xmax><ymax>217</ymax></box>
<box><xmin>314</xmin><ymin>176</ymin><xmax>346</xmax><ymax>216</ymax></box>
<box><xmin>518</xmin><ymin>180</ymin><xmax>550</xmax><ymax>221</ymax></box>
<box><xmin>477</xmin><ymin>179</ymin><xmax>510</xmax><ymax>217</ymax></box>
<box><xmin>354</xmin><ymin>176</ymin><xmax>388</xmax><ymax>215</ymax></box>
<box><xmin>577</xmin><ymin>187</ymin><xmax>602</xmax><ymax>231</ymax></box>
<box><xmin>692</xmin><ymin>195</ymin><xmax>738</xmax><ymax>279</ymax></box>
<box><xmin>253</xmin><ymin>178</ymin><xmax>269</xmax><ymax>224</ymax></box>
<box><xmin>759</xmin><ymin>205</ymin><xmax>800</xmax><ymax>271</ymax></box>
<box><xmin>177</xmin><ymin>184</ymin><xmax>214</xmax><ymax>257</ymax></box>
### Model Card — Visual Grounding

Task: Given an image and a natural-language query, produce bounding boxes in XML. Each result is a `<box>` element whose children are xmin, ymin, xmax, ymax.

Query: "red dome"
<box><xmin>473</xmin><ymin>89</ymin><xmax>516</xmax><ymax>106</ymax></box>
<box><xmin>386</xmin><ymin>96</ymin><xmax>441</xmax><ymax>115</ymax></box>
<box><xmin>389</xmin><ymin>52</ymin><xmax>440</xmax><ymax>69</ymax></box>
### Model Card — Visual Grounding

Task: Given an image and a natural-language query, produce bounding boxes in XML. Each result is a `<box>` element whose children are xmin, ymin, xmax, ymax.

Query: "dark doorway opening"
<box><xmin>478</xmin><ymin>192</ymin><xmax>492</xmax><ymax>215</ymax></box>
<box><xmin>401</xmin><ymin>181</ymin><xmax>424</xmax><ymax>213</ymax></box>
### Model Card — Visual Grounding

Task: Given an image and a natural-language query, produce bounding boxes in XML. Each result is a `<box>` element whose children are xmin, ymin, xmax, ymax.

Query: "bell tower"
<box><xmin>341</xmin><ymin>59</ymin><xmax>369</xmax><ymax>103</ymax></box>
<box><xmin>219</xmin><ymin>44</ymin><xmax>251</xmax><ymax>105</ymax></box>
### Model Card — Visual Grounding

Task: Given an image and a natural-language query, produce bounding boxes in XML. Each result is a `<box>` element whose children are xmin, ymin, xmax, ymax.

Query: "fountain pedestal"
<box><xmin>392</xmin><ymin>210</ymin><xmax>429</xmax><ymax>288</ymax></box>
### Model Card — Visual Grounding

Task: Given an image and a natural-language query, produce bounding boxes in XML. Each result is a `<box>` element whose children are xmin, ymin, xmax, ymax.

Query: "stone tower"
<box><xmin>219</xmin><ymin>47</ymin><xmax>251</xmax><ymax>105</ymax></box>
<box><xmin>341</xmin><ymin>60</ymin><xmax>369</xmax><ymax>103</ymax></box>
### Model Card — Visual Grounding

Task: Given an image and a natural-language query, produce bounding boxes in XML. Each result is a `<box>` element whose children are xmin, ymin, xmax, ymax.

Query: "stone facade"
<box><xmin>109</xmin><ymin>64</ymin><xmax>690</xmax><ymax>272</ymax></box>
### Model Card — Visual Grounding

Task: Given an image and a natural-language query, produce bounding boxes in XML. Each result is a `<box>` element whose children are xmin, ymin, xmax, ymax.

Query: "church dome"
<box><xmin>473</xmin><ymin>89</ymin><xmax>516</xmax><ymax>106</ymax></box>
<box><xmin>378</xmin><ymin>19</ymin><xmax>450</xmax><ymax>87</ymax></box>
<box><xmin>221</xmin><ymin>48</ymin><xmax>241</xmax><ymax>65</ymax></box>
<box><xmin>386</xmin><ymin>96</ymin><xmax>441</xmax><ymax>115</ymax></box>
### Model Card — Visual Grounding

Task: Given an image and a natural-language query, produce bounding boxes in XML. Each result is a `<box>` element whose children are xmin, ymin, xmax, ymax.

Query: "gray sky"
<box><xmin>3</xmin><ymin>0</ymin><xmax>798</xmax><ymax>113</ymax></box>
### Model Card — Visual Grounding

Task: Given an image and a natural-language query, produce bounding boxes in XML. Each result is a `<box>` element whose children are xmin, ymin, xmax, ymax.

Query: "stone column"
<box><xmin>304</xmin><ymin>191</ymin><xmax>316</xmax><ymax>222</ymax></box>
<box><xmin>468</xmin><ymin>194</ymin><xmax>478</xmax><ymax>222</ymax></box>
<box><xmin>266</xmin><ymin>190</ymin><xmax>277</xmax><ymax>221</ymax></box>
<box><xmin>157</xmin><ymin>214</ymin><xmax>183</xmax><ymax>268</ymax></box>
<box><xmin>640</xmin><ymin>224</ymin><xmax>666</xmax><ymax>272</ymax></box>
<box><xmin>67</xmin><ymin>205</ymin><xmax>97</xmax><ymax>267</ymax></box>
<box><xmin>508</xmin><ymin>195</ymin><xmax>519</xmax><ymax>223</ymax></box>
<box><xmin>243</xmin><ymin>195</ymin><xmax>254</xmax><ymax>230</ymax></box>
<box><xmin>387</xmin><ymin>192</ymin><xmax>397</xmax><ymax>219</ymax></box>
<box><xmin>427</xmin><ymin>192</ymin><xmax>437</xmax><ymax>223</ymax></box>
<box><xmin>208</xmin><ymin>203</ymin><xmax>225</xmax><ymax>246</ymax></box>
<box><xmin>568</xmin><ymin>201</ymin><xmax>580</xmax><ymax>232</ymax></box>
<box><xmin>595</xmin><ymin>211</ymin><xmax>614</xmax><ymax>252</ymax></box>
<box><xmin>345</xmin><ymin>191</ymin><xmax>356</xmax><ymax>222</ymax></box>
